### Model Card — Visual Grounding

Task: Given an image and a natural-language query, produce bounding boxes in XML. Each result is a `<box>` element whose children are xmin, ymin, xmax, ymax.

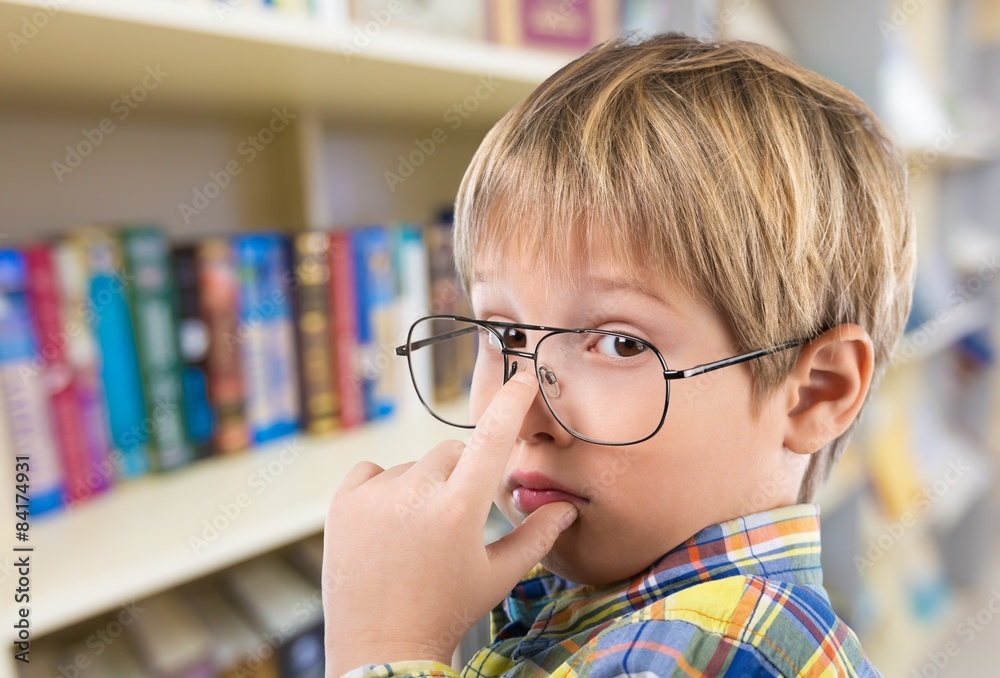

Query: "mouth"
<box><xmin>508</xmin><ymin>469</ymin><xmax>590</xmax><ymax>515</ymax></box>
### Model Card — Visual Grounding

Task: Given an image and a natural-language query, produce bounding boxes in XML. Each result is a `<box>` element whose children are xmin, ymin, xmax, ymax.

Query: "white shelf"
<box><xmin>18</xmin><ymin>409</ymin><xmax>460</xmax><ymax>639</ymax></box>
<box><xmin>0</xmin><ymin>0</ymin><xmax>570</xmax><ymax>124</ymax></box>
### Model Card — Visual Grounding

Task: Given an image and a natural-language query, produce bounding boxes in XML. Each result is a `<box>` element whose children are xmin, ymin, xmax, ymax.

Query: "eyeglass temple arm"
<box><xmin>394</xmin><ymin>324</ymin><xmax>480</xmax><ymax>357</ymax></box>
<box><xmin>663</xmin><ymin>339</ymin><xmax>807</xmax><ymax>380</ymax></box>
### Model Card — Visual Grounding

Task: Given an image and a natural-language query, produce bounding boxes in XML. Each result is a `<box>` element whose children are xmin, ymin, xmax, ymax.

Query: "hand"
<box><xmin>322</xmin><ymin>370</ymin><xmax>579</xmax><ymax>676</ymax></box>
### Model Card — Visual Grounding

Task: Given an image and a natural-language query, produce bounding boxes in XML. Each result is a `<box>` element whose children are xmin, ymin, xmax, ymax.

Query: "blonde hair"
<box><xmin>453</xmin><ymin>34</ymin><xmax>916</xmax><ymax>502</ymax></box>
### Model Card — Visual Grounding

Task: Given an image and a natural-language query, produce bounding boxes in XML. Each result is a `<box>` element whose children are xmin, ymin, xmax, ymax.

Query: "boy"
<box><xmin>323</xmin><ymin>33</ymin><xmax>914</xmax><ymax>677</ymax></box>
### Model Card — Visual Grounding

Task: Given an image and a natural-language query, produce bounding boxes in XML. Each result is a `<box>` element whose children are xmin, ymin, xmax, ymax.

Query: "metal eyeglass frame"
<box><xmin>394</xmin><ymin>314</ymin><xmax>809</xmax><ymax>446</ymax></box>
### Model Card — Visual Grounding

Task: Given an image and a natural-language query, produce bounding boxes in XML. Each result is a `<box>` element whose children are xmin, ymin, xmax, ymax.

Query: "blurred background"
<box><xmin>0</xmin><ymin>1</ymin><xmax>998</xmax><ymax>676</ymax></box>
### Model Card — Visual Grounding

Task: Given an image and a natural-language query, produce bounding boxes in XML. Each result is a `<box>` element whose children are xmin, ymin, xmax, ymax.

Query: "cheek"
<box><xmin>667</xmin><ymin>366</ymin><xmax>756</xmax><ymax>442</ymax></box>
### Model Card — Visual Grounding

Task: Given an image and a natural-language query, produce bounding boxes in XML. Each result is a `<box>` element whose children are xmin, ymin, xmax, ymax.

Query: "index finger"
<box><xmin>448</xmin><ymin>368</ymin><xmax>538</xmax><ymax>505</ymax></box>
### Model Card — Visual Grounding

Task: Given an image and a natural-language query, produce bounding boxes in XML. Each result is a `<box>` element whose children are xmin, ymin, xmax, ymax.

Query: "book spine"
<box><xmin>425</xmin><ymin>219</ymin><xmax>463</xmax><ymax>403</ymax></box>
<box><xmin>121</xmin><ymin>226</ymin><xmax>193</xmax><ymax>471</ymax></box>
<box><xmin>198</xmin><ymin>238</ymin><xmax>248</xmax><ymax>454</ymax></box>
<box><xmin>171</xmin><ymin>244</ymin><xmax>215</xmax><ymax>459</ymax></box>
<box><xmin>233</xmin><ymin>234</ymin><xmax>299</xmax><ymax>445</ymax></box>
<box><xmin>266</xmin><ymin>235</ymin><xmax>301</xmax><ymax>440</ymax></box>
<box><xmin>79</xmin><ymin>228</ymin><xmax>152</xmax><ymax>479</ymax></box>
<box><xmin>391</xmin><ymin>224</ymin><xmax>431</xmax><ymax>417</ymax></box>
<box><xmin>23</xmin><ymin>244</ymin><xmax>93</xmax><ymax>504</ymax></box>
<box><xmin>53</xmin><ymin>239</ymin><xmax>114</xmax><ymax>500</ymax></box>
<box><xmin>0</xmin><ymin>249</ymin><xmax>64</xmax><ymax>515</ymax></box>
<box><xmin>328</xmin><ymin>230</ymin><xmax>364</xmax><ymax>429</ymax></box>
<box><xmin>353</xmin><ymin>226</ymin><xmax>395</xmax><ymax>421</ymax></box>
<box><xmin>293</xmin><ymin>232</ymin><xmax>338</xmax><ymax>434</ymax></box>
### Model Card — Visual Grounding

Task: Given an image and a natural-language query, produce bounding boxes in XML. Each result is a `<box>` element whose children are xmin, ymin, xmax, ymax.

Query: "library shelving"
<box><xmin>0</xmin><ymin>2</ymin><xmax>573</xmax><ymax>676</ymax></box>
<box><xmin>2</xmin><ymin>1</ymin><xmax>998</xmax><ymax>677</ymax></box>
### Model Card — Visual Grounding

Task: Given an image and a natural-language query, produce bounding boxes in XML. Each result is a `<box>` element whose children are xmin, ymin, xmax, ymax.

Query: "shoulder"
<box><xmin>572</xmin><ymin>576</ymin><xmax>881</xmax><ymax>677</ymax></box>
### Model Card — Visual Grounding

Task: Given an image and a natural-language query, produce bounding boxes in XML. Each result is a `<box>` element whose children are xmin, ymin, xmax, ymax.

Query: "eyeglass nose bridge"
<box><xmin>501</xmin><ymin>347</ymin><xmax>536</xmax><ymax>382</ymax></box>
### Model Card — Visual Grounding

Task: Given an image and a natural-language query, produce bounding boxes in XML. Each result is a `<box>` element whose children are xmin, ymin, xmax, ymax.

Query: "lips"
<box><xmin>508</xmin><ymin>470</ymin><xmax>589</xmax><ymax>514</ymax></box>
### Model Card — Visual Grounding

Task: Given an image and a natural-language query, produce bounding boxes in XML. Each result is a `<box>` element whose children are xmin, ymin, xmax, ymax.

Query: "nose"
<box><xmin>515</xmin><ymin>361</ymin><xmax>575</xmax><ymax>447</ymax></box>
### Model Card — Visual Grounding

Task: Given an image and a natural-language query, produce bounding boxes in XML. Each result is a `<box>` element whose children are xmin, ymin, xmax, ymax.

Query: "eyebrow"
<box><xmin>471</xmin><ymin>272</ymin><xmax>669</xmax><ymax>307</ymax></box>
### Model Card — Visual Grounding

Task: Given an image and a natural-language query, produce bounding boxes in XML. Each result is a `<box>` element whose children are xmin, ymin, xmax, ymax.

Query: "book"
<box><xmin>121</xmin><ymin>225</ymin><xmax>194</xmax><ymax>471</ymax></box>
<box><xmin>72</xmin><ymin>226</ymin><xmax>152</xmax><ymax>479</ymax></box>
<box><xmin>60</xmin><ymin>631</ymin><xmax>150</xmax><ymax>677</ymax></box>
<box><xmin>232</xmin><ymin>233</ymin><xmax>300</xmax><ymax>445</ymax></box>
<box><xmin>425</xmin><ymin>213</ymin><xmax>474</xmax><ymax>405</ymax></box>
<box><xmin>53</xmin><ymin>239</ymin><xmax>114</xmax><ymax>501</ymax></box>
<box><xmin>391</xmin><ymin>223</ymin><xmax>431</xmax><ymax>417</ymax></box>
<box><xmin>293</xmin><ymin>231</ymin><xmax>338</xmax><ymax>434</ymax></box>
<box><xmin>0</xmin><ymin>248</ymin><xmax>65</xmax><ymax>516</ymax></box>
<box><xmin>198</xmin><ymin>237</ymin><xmax>249</xmax><ymax>455</ymax></box>
<box><xmin>172</xmin><ymin>244</ymin><xmax>215</xmax><ymax>459</ymax></box>
<box><xmin>349</xmin><ymin>0</ymin><xmax>485</xmax><ymax>40</ymax></box>
<box><xmin>23</xmin><ymin>243</ymin><xmax>93</xmax><ymax>504</ymax></box>
<box><xmin>352</xmin><ymin>225</ymin><xmax>396</xmax><ymax>421</ymax></box>
<box><xmin>486</xmin><ymin>0</ymin><xmax>621</xmax><ymax>51</ymax></box>
<box><xmin>223</xmin><ymin>554</ymin><xmax>325</xmax><ymax>678</ymax></box>
<box><xmin>182</xmin><ymin>579</ymin><xmax>281</xmax><ymax>678</ymax></box>
<box><xmin>328</xmin><ymin>230</ymin><xmax>364</xmax><ymax>429</ymax></box>
<box><xmin>282</xmin><ymin>534</ymin><xmax>325</xmax><ymax>585</ymax></box>
<box><xmin>126</xmin><ymin>591</ymin><xmax>216</xmax><ymax>678</ymax></box>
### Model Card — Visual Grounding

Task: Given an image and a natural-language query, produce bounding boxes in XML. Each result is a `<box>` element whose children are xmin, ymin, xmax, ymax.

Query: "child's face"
<box><xmin>470</xmin><ymin>240</ymin><xmax>809</xmax><ymax>585</ymax></box>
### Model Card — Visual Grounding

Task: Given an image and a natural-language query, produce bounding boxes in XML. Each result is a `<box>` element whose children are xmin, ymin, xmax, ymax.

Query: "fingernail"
<box><xmin>513</xmin><ymin>370</ymin><xmax>535</xmax><ymax>385</ymax></box>
<box><xmin>559</xmin><ymin>507</ymin><xmax>578</xmax><ymax>530</ymax></box>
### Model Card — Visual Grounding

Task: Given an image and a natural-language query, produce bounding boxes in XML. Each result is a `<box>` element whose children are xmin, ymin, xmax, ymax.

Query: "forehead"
<box><xmin>469</xmin><ymin>236</ymin><xmax>685</xmax><ymax>310</ymax></box>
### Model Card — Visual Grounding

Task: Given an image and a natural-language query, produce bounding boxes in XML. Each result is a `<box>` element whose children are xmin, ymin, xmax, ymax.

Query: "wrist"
<box><xmin>328</xmin><ymin>639</ymin><xmax>454</xmax><ymax>677</ymax></box>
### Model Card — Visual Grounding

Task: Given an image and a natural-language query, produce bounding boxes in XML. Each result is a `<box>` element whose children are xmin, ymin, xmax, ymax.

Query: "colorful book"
<box><xmin>293</xmin><ymin>231</ymin><xmax>338</xmax><ymax>434</ymax></box>
<box><xmin>61</xmin><ymin>632</ymin><xmax>147</xmax><ymax>677</ymax></box>
<box><xmin>328</xmin><ymin>230</ymin><xmax>364</xmax><ymax>429</ymax></box>
<box><xmin>486</xmin><ymin>0</ymin><xmax>620</xmax><ymax>51</ymax></box>
<box><xmin>172</xmin><ymin>244</ymin><xmax>215</xmax><ymax>459</ymax></box>
<box><xmin>73</xmin><ymin>226</ymin><xmax>151</xmax><ymax>479</ymax></box>
<box><xmin>182</xmin><ymin>579</ymin><xmax>281</xmax><ymax>678</ymax></box>
<box><xmin>223</xmin><ymin>554</ymin><xmax>325</xmax><ymax>678</ymax></box>
<box><xmin>232</xmin><ymin>233</ymin><xmax>300</xmax><ymax>445</ymax></box>
<box><xmin>198</xmin><ymin>237</ymin><xmax>248</xmax><ymax>455</ymax></box>
<box><xmin>126</xmin><ymin>591</ymin><xmax>216</xmax><ymax>678</ymax></box>
<box><xmin>23</xmin><ymin>244</ymin><xmax>93</xmax><ymax>505</ymax></box>
<box><xmin>425</xmin><ymin>213</ymin><xmax>474</xmax><ymax>404</ymax></box>
<box><xmin>391</xmin><ymin>223</ymin><xmax>432</xmax><ymax>417</ymax></box>
<box><xmin>0</xmin><ymin>248</ymin><xmax>64</xmax><ymax>516</ymax></box>
<box><xmin>121</xmin><ymin>226</ymin><xmax>193</xmax><ymax>471</ymax></box>
<box><xmin>53</xmin><ymin>239</ymin><xmax>114</xmax><ymax>501</ymax></box>
<box><xmin>353</xmin><ymin>226</ymin><xmax>397</xmax><ymax>421</ymax></box>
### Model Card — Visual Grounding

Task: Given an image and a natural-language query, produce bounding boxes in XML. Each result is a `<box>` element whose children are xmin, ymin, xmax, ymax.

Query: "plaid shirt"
<box><xmin>344</xmin><ymin>504</ymin><xmax>881</xmax><ymax>677</ymax></box>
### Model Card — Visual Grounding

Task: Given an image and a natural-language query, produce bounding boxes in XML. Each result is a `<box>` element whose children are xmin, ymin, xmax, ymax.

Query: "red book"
<box><xmin>329</xmin><ymin>230</ymin><xmax>364</xmax><ymax>429</ymax></box>
<box><xmin>23</xmin><ymin>244</ymin><xmax>94</xmax><ymax>504</ymax></box>
<box><xmin>198</xmin><ymin>237</ymin><xmax>249</xmax><ymax>454</ymax></box>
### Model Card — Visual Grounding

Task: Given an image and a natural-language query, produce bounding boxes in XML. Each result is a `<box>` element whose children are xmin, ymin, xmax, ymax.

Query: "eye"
<box><xmin>482</xmin><ymin>326</ymin><xmax>527</xmax><ymax>351</ymax></box>
<box><xmin>500</xmin><ymin>327</ymin><xmax>527</xmax><ymax>349</ymax></box>
<box><xmin>594</xmin><ymin>334</ymin><xmax>648</xmax><ymax>358</ymax></box>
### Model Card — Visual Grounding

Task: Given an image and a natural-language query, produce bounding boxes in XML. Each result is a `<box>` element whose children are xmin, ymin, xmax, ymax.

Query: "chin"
<box><xmin>536</xmin><ymin>521</ymin><xmax>648</xmax><ymax>587</ymax></box>
<box><xmin>496</xmin><ymin>499</ymin><xmax>650</xmax><ymax>586</ymax></box>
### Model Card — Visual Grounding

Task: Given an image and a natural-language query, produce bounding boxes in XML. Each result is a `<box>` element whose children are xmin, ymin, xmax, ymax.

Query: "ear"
<box><xmin>782</xmin><ymin>324</ymin><xmax>874</xmax><ymax>455</ymax></box>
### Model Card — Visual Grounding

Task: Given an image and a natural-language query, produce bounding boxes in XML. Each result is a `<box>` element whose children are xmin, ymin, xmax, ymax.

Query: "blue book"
<box><xmin>352</xmin><ymin>226</ymin><xmax>396</xmax><ymax>421</ymax></box>
<box><xmin>73</xmin><ymin>228</ymin><xmax>152</xmax><ymax>479</ymax></box>
<box><xmin>0</xmin><ymin>249</ymin><xmax>65</xmax><ymax>515</ymax></box>
<box><xmin>232</xmin><ymin>233</ymin><xmax>300</xmax><ymax>445</ymax></box>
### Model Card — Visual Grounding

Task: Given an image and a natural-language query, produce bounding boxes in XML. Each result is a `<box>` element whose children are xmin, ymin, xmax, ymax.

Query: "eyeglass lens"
<box><xmin>406</xmin><ymin>317</ymin><xmax>667</xmax><ymax>444</ymax></box>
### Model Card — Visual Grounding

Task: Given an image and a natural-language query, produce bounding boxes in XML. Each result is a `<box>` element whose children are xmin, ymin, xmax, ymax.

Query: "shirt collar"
<box><xmin>494</xmin><ymin>504</ymin><xmax>825</xmax><ymax>650</ymax></box>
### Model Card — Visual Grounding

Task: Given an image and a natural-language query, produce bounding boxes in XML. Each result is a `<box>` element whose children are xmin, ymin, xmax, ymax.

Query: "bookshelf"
<box><xmin>0</xmin><ymin>0</ymin><xmax>568</xmax><ymax>123</ymax></box>
<box><xmin>2</xmin><ymin>1</ymin><xmax>997</xmax><ymax>676</ymax></box>
<box><xmin>0</xmin><ymin>2</ymin><xmax>572</xmax><ymax>676</ymax></box>
<box><xmin>21</xmin><ymin>408</ymin><xmax>461</xmax><ymax>639</ymax></box>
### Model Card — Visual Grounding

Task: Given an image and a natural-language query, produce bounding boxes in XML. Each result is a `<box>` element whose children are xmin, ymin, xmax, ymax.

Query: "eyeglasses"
<box><xmin>394</xmin><ymin>315</ymin><xmax>808</xmax><ymax>446</ymax></box>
